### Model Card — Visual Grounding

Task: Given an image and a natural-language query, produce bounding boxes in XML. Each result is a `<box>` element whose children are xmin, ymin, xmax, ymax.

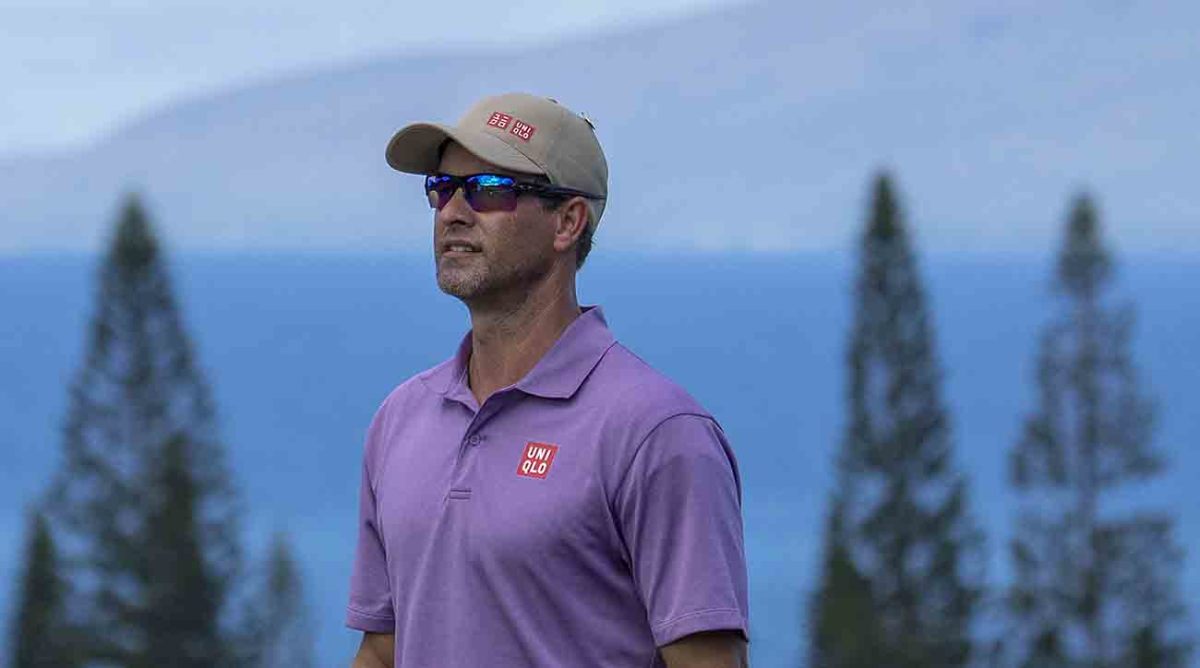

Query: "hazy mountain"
<box><xmin>1</xmin><ymin>1</ymin><xmax>1197</xmax><ymax>254</ymax></box>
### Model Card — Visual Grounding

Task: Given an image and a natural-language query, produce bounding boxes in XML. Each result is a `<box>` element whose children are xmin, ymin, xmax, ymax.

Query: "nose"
<box><xmin>435</xmin><ymin>185</ymin><xmax>475</xmax><ymax>226</ymax></box>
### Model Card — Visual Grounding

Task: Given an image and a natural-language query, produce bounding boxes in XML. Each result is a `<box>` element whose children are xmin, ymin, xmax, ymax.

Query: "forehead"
<box><xmin>437</xmin><ymin>141</ymin><xmax>514</xmax><ymax>177</ymax></box>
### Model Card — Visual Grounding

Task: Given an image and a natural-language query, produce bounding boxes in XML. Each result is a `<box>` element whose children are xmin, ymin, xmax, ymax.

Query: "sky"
<box><xmin>0</xmin><ymin>0</ymin><xmax>747</xmax><ymax>156</ymax></box>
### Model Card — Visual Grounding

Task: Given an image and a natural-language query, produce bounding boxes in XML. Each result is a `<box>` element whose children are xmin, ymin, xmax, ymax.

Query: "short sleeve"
<box><xmin>345</xmin><ymin>401</ymin><xmax>396</xmax><ymax>633</ymax></box>
<box><xmin>613</xmin><ymin>414</ymin><xmax>750</xmax><ymax>647</ymax></box>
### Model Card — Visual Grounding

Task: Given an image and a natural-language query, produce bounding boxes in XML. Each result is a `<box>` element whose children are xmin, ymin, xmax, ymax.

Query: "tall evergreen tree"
<box><xmin>808</xmin><ymin>498</ymin><xmax>884</xmax><ymax>668</ymax></box>
<box><xmin>40</xmin><ymin>192</ymin><xmax>245</xmax><ymax>666</ymax></box>
<box><xmin>240</xmin><ymin>531</ymin><xmax>317</xmax><ymax>668</ymax></box>
<box><xmin>1007</xmin><ymin>193</ymin><xmax>1191</xmax><ymax>667</ymax></box>
<box><xmin>139</xmin><ymin>433</ymin><xmax>226</xmax><ymax>667</ymax></box>
<box><xmin>7</xmin><ymin>508</ymin><xmax>80</xmax><ymax>668</ymax></box>
<box><xmin>809</xmin><ymin>172</ymin><xmax>983</xmax><ymax>668</ymax></box>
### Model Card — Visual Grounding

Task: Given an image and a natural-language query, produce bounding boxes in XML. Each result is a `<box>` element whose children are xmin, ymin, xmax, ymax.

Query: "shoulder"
<box><xmin>590</xmin><ymin>341</ymin><xmax>714</xmax><ymax>421</ymax></box>
<box><xmin>591</xmin><ymin>345</ymin><xmax>743</xmax><ymax>506</ymax></box>
<box><xmin>374</xmin><ymin>372</ymin><xmax>430</xmax><ymax>421</ymax></box>
<box><xmin>377</xmin><ymin>354</ymin><xmax>457</xmax><ymax>419</ymax></box>
<box><xmin>360</xmin><ymin>360</ymin><xmax>450</xmax><ymax>467</ymax></box>
<box><xmin>584</xmin><ymin>342</ymin><xmax>728</xmax><ymax>465</ymax></box>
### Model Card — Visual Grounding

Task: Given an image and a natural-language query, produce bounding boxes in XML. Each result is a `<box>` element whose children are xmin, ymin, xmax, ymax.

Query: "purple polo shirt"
<box><xmin>345</xmin><ymin>305</ymin><xmax>749</xmax><ymax>667</ymax></box>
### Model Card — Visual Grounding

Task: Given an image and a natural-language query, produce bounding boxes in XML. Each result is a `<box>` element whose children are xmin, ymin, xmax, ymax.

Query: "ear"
<box><xmin>551</xmin><ymin>196</ymin><xmax>590</xmax><ymax>254</ymax></box>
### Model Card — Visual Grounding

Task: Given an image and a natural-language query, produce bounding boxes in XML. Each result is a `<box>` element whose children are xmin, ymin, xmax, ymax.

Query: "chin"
<box><xmin>436</xmin><ymin>256</ymin><xmax>547</xmax><ymax>303</ymax></box>
<box><xmin>436</xmin><ymin>270</ymin><xmax>488</xmax><ymax>300</ymax></box>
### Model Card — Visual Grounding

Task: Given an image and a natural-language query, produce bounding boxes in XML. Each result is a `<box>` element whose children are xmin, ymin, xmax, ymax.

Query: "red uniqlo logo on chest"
<box><xmin>486</xmin><ymin>112</ymin><xmax>512</xmax><ymax>129</ymax></box>
<box><xmin>510</xmin><ymin>120</ymin><xmax>536</xmax><ymax>141</ymax></box>
<box><xmin>516</xmin><ymin>441</ymin><xmax>558</xmax><ymax>479</ymax></box>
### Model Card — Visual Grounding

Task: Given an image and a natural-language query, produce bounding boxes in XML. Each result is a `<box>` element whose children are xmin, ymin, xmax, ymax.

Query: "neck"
<box><xmin>464</xmin><ymin>272</ymin><xmax>581</xmax><ymax>406</ymax></box>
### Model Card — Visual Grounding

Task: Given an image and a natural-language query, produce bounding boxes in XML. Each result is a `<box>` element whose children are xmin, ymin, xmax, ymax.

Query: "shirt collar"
<box><xmin>419</xmin><ymin>305</ymin><xmax>617</xmax><ymax>403</ymax></box>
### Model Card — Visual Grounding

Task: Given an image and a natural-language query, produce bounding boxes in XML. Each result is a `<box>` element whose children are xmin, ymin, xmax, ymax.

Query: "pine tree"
<box><xmin>1007</xmin><ymin>193</ymin><xmax>1191</xmax><ymax>667</ymax></box>
<box><xmin>7</xmin><ymin>508</ymin><xmax>80</xmax><ymax>668</ymax></box>
<box><xmin>809</xmin><ymin>172</ymin><xmax>983</xmax><ymax>668</ymax></box>
<box><xmin>240</xmin><ymin>531</ymin><xmax>317</xmax><ymax>668</ymax></box>
<box><xmin>808</xmin><ymin>499</ymin><xmax>884</xmax><ymax>668</ymax></box>
<box><xmin>40</xmin><ymin>192</ymin><xmax>245</xmax><ymax>666</ymax></box>
<box><xmin>139</xmin><ymin>434</ymin><xmax>226</xmax><ymax>667</ymax></box>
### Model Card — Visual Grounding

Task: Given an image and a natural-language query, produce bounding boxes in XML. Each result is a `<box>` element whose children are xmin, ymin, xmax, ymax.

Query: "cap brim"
<box><xmin>385</xmin><ymin>122</ymin><xmax>545</xmax><ymax>176</ymax></box>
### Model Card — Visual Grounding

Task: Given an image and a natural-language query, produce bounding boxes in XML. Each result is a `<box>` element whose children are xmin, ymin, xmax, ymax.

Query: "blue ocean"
<box><xmin>2</xmin><ymin>251</ymin><xmax>1197</xmax><ymax>666</ymax></box>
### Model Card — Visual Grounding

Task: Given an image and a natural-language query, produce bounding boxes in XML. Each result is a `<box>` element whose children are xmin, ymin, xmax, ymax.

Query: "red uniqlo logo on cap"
<box><xmin>517</xmin><ymin>441</ymin><xmax>558</xmax><ymax>479</ymax></box>
<box><xmin>510</xmin><ymin>120</ymin><xmax>536</xmax><ymax>142</ymax></box>
<box><xmin>486</xmin><ymin>112</ymin><xmax>512</xmax><ymax>129</ymax></box>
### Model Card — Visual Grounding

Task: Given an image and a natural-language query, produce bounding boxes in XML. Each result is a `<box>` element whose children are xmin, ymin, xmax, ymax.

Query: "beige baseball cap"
<box><xmin>385</xmin><ymin>92</ymin><xmax>608</xmax><ymax>230</ymax></box>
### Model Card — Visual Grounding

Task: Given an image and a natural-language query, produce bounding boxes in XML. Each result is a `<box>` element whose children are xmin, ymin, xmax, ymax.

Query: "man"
<box><xmin>346</xmin><ymin>92</ymin><xmax>750</xmax><ymax>668</ymax></box>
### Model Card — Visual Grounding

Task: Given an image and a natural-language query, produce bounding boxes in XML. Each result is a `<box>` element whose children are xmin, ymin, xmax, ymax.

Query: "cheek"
<box><xmin>515</xmin><ymin>204</ymin><xmax>560</xmax><ymax>250</ymax></box>
<box><xmin>476</xmin><ymin>205</ymin><xmax>558</xmax><ymax>262</ymax></box>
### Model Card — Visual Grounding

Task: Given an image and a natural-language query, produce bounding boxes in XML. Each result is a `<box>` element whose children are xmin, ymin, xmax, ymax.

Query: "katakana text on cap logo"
<box><xmin>486</xmin><ymin>112</ymin><xmax>512</xmax><ymax>130</ymax></box>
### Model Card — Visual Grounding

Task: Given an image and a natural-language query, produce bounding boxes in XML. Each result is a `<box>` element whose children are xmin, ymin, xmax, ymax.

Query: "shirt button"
<box><xmin>468</xmin><ymin>434</ymin><xmax>482</xmax><ymax>446</ymax></box>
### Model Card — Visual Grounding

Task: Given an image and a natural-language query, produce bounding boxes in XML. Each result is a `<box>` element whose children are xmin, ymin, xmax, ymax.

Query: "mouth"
<box><xmin>441</xmin><ymin>241</ymin><xmax>482</xmax><ymax>257</ymax></box>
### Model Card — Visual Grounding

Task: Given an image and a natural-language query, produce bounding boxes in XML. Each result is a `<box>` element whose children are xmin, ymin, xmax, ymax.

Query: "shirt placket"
<box><xmin>447</xmin><ymin>392</ymin><xmax>512</xmax><ymax>501</ymax></box>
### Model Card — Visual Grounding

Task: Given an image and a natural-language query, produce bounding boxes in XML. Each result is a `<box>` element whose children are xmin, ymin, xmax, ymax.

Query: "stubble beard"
<box><xmin>436</xmin><ymin>256</ymin><xmax>488</xmax><ymax>299</ymax></box>
<box><xmin>436</xmin><ymin>250</ymin><xmax>553</xmax><ymax>306</ymax></box>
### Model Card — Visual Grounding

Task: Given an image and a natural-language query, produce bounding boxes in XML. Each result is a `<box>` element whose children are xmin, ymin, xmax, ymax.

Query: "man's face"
<box><xmin>433</xmin><ymin>142</ymin><xmax>560</xmax><ymax>304</ymax></box>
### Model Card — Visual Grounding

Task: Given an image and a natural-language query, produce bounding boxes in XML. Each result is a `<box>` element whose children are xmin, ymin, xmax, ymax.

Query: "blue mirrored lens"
<box><xmin>468</xmin><ymin>174</ymin><xmax>516</xmax><ymax>188</ymax></box>
<box><xmin>424</xmin><ymin>174</ymin><xmax>521</xmax><ymax>211</ymax></box>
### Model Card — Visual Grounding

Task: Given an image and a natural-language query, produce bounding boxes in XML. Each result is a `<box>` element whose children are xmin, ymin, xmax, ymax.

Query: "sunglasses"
<box><xmin>424</xmin><ymin>173</ymin><xmax>600</xmax><ymax>213</ymax></box>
